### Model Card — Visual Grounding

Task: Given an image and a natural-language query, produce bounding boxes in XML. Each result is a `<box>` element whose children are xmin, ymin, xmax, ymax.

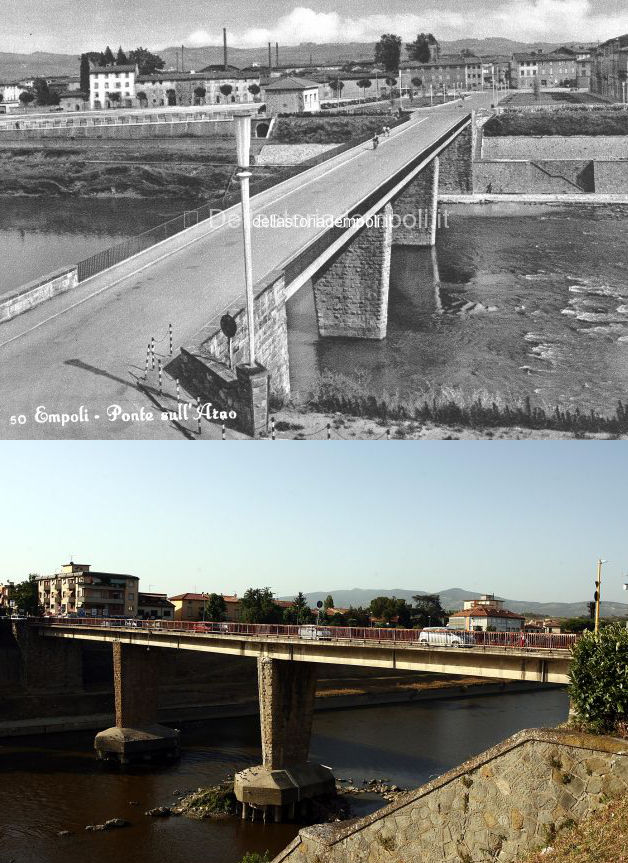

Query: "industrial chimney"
<box><xmin>268</xmin><ymin>42</ymin><xmax>272</xmax><ymax>70</ymax></box>
<box><xmin>223</xmin><ymin>27</ymin><xmax>228</xmax><ymax>70</ymax></box>
<box><xmin>275</xmin><ymin>42</ymin><xmax>279</xmax><ymax>68</ymax></box>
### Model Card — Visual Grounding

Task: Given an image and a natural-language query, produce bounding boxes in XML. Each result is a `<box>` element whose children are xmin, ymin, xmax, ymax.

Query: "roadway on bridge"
<box><xmin>0</xmin><ymin>93</ymin><xmax>492</xmax><ymax>440</ymax></box>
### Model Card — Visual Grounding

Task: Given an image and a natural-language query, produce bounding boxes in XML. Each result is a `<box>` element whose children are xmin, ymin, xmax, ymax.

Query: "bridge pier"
<box><xmin>312</xmin><ymin>203</ymin><xmax>393</xmax><ymax>339</ymax></box>
<box><xmin>392</xmin><ymin>157</ymin><xmax>440</xmax><ymax>246</ymax></box>
<box><xmin>94</xmin><ymin>643</ymin><xmax>179</xmax><ymax>764</ymax></box>
<box><xmin>234</xmin><ymin>656</ymin><xmax>335</xmax><ymax>821</ymax></box>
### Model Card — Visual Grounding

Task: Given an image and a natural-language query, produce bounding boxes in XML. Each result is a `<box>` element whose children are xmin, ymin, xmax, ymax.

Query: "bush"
<box><xmin>483</xmin><ymin>110</ymin><xmax>628</xmax><ymax>136</ymax></box>
<box><xmin>240</xmin><ymin>854</ymin><xmax>271</xmax><ymax>863</ymax></box>
<box><xmin>568</xmin><ymin>623</ymin><xmax>628</xmax><ymax>734</ymax></box>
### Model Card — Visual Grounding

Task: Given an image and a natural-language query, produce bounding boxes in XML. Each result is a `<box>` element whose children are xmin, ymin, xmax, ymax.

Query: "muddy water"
<box><xmin>0</xmin><ymin>689</ymin><xmax>568</xmax><ymax>863</ymax></box>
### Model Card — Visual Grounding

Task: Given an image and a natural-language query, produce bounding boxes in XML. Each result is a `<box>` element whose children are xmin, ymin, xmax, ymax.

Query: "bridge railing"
<box><xmin>33</xmin><ymin>616</ymin><xmax>578</xmax><ymax>650</ymax></box>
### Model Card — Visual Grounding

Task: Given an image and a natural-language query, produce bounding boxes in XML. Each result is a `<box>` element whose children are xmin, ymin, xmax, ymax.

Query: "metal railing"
<box><xmin>76</xmin><ymin>201</ymin><xmax>220</xmax><ymax>282</ymax></box>
<box><xmin>35</xmin><ymin>616</ymin><xmax>578</xmax><ymax>651</ymax></box>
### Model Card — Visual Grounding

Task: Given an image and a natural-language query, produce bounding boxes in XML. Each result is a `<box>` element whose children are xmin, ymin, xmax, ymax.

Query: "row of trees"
<box><xmin>199</xmin><ymin>589</ymin><xmax>447</xmax><ymax>628</ymax></box>
<box><xmin>0</xmin><ymin>575</ymin><xmax>40</xmax><ymax>616</ymax></box>
<box><xmin>374</xmin><ymin>33</ymin><xmax>439</xmax><ymax>73</ymax></box>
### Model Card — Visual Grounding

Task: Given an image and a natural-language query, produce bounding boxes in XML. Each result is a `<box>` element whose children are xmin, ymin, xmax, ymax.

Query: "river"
<box><xmin>1</xmin><ymin>198</ymin><xmax>626</xmax><ymax>415</ymax></box>
<box><xmin>0</xmin><ymin>688</ymin><xmax>568</xmax><ymax>863</ymax></box>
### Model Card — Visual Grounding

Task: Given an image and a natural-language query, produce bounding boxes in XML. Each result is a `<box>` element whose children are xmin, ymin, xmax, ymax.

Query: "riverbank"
<box><xmin>0</xmin><ymin>678</ymin><xmax>558</xmax><ymax>738</ymax></box>
<box><xmin>0</xmin><ymin>142</ymin><xmax>300</xmax><ymax>199</ymax></box>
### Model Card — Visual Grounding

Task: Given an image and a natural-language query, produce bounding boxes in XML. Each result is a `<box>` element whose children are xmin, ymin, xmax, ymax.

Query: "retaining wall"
<box><xmin>474</xmin><ymin>159</ymin><xmax>628</xmax><ymax>193</ymax></box>
<box><xmin>0</xmin><ymin>120</ymin><xmax>236</xmax><ymax>141</ymax></box>
<box><xmin>0</xmin><ymin>266</ymin><xmax>78</xmax><ymax>322</ymax></box>
<box><xmin>274</xmin><ymin>728</ymin><xmax>628</xmax><ymax>863</ymax></box>
<box><xmin>482</xmin><ymin>135</ymin><xmax>628</xmax><ymax>160</ymax></box>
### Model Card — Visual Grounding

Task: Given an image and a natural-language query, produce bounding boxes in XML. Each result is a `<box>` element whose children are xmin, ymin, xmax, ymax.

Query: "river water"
<box><xmin>0</xmin><ymin>689</ymin><xmax>568</xmax><ymax>863</ymax></box>
<box><xmin>1</xmin><ymin>198</ymin><xmax>626</xmax><ymax>414</ymax></box>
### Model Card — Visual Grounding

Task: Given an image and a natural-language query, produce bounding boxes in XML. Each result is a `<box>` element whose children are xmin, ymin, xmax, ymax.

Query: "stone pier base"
<box><xmin>234</xmin><ymin>763</ymin><xmax>335</xmax><ymax>814</ymax></box>
<box><xmin>94</xmin><ymin>723</ymin><xmax>180</xmax><ymax>764</ymax></box>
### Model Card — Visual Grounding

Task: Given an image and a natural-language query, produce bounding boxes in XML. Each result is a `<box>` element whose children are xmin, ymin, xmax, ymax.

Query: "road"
<box><xmin>0</xmin><ymin>93</ymin><xmax>492</xmax><ymax>440</ymax></box>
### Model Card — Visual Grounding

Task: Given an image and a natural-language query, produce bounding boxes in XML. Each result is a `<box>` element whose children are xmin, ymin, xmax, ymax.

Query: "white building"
<box><xmin>89</xmin><ymin>63</ymin><xmax>138</xmax><ymax>110</ymax></box>
<box><xmin>448</xmin><ymin>594</ymin><xmax>524</xmax><ymax>632</ymax></box>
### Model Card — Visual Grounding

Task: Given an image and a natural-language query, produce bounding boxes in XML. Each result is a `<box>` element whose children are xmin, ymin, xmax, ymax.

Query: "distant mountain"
<box><xmin>0</xmin><ymin>39</ymin><xmax>573</xmax><ymax>83</ymax></box>
<box><xmin>280</xmin><ymin>587</ymin><xmax>628</xmax><ymax>619</ymax></box>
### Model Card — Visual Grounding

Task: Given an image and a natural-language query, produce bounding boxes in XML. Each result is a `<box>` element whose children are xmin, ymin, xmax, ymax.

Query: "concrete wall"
<box><xmin>474</xmin><ymin>159</ymin><xmax>628</xmax><ymax>193</ymax></box>
<box><xmin>274</xmin><ymin>728</ymin><xmax>628</xmax><ymax>863</ymax></box>
<box><xmin>0</xmin><ymin>120</ymin><xmax>236</xmax><ymax>141</ymax></box>
<box><xmin>482</xmin><ymin>135</ymin><xmax>628</xmax><ymax>160</ymax></box>
<box><xmin>0</xmin><ymin>266</ymin><xmax>78</xmax><ymax>322</ymax></box>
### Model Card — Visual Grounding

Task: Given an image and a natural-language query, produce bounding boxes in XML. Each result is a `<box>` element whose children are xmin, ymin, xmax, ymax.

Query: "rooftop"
<box><xmin>91</xmin><ymin>64</ymin><xmax>137</xmax><ymax>74</ymax></box>
<box><xmin>264</xmin><ymin>75</ymin><xmax>321</xmax><ymax>91</ymax></box>
<box><xmin>169</xmin><ymin>592</ymin><xmax>239</xmax><ymax>602</ymax></box>
<box><xmin>449</xmin><ymin>605</ymin><xmax>525</xmax><ymax>620</ymax></box>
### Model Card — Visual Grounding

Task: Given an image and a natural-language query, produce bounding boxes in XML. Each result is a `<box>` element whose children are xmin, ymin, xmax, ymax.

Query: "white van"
<box><xmin>298</xmin><ymin>625</ymin><xmax>332</xmax><ymax>641</ymax></box>
<box><xmin>419</xmin><ymin>627</ymin><xmax>475</xmax><ymax>648</ymax></box>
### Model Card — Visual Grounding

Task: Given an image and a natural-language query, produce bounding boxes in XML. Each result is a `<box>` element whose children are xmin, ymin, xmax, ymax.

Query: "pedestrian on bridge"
<box><xmin>372</xmin><ymin>134</ymin><xmax>379</xmax><ymax>150</ymax></box>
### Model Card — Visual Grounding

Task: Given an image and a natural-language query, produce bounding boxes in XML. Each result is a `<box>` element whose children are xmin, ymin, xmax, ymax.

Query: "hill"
<box><xmin>279</xmin><ymin>587</ymin><xmax>628</xmax><ymax>619</ymax></box>
<box><xmin>0</xmin><ymin>39</ymin><xmax>569</xmax><ymax>83</ymax></box>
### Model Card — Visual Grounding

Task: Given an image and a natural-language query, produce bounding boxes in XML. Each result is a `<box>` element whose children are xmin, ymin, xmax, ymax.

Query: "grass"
<box><xmin>484</xmin><ymin>109</ymin><xmax>628</xmax><ymax>136</ymax></box>
<box><xmin>307</xmin><ymin>370</ymin><xmax>628</xmax><ymax>435</ymax></box>
<box><xmin>177</xmin><ymin>784</ymin><xmax>237</xmax><ymax>818</ymax></box>
<box><xmin>519</xmin><ymin>794</ymin><xmax>628</xmax><ymax>863</ymax></box>
<box><xmin>273</xmin><ymin>115</ymin><xmax>405</xmax><ymax>144</ymax></box>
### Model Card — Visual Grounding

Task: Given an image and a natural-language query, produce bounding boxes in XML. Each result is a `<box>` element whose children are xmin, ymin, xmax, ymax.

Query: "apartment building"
<box><xmin>0</xmin><ymin>582</ymin><xmax>15</xmax><ymax>611</ymax></box>
<box><xmin>591</xmin><ymin>34</ymin><xmax>628</xmax><ymax>101</ymax></box>
<box><xmin>169</xmin><ymin>592</ymin><xmax>241</xmax><ymax>621</ymax></box>
<box><xmin>448</xmin><ymin>594</ymin><xmax>525</xmax><ymax>632</ymax></box>
<box><xmin>136</xmin><ymin>69</ymin><xmax>261</xmax><ymax>107</ymax></box>
<box><xmin>89</xmin><ymin>63</ymin><xmax>138</xmax><ymax>109</ymax></box>
<box><xmin>400</xmin><ymin>55</ymin><xmax>484</xmax><ymax>92</ymax></box>
<box><xmin>137</xmin><ymin>592</ymin><xmax>174</xmax><ymax>620</ymax></box>
<box><xmin>511</xmin><ymin>49</ymin><xmax>580</xmax><ymax>88</ymax></box>
<box><xmin>36</xmin><ymin>562</ymin><xmax>139</xmax><ymax>618</ymax></box>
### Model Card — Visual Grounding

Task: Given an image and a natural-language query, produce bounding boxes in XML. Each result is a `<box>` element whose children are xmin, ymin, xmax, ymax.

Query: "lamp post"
<box><xmin>234</xmin><ymin>113</ymin><xmax>256</xmax><ymax>366</ymax></box>
<box><xmin>594</xmin><ymin>558</ymin><xmax>607</xmax><ymax>634</ymax></box>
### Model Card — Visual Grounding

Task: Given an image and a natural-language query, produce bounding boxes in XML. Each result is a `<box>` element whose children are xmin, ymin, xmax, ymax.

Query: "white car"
<box><xmin>298</xmin><ymin>625</ymin><xmax>332</xmax><ymax>641</ymax></box>
<box><xmin>419</xmin><ymin>627</ymin><xmax>475</xmax><ymax>648</ymax></box>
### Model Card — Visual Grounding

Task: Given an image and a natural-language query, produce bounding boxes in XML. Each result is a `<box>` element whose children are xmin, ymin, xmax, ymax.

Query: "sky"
<box><xmin>2</xmin><ymin>0</ymin><xmax>627</xmax><ymax>55</ymax></box>
<box><xmin>1</xmin><ymin>441</ymin><xmax>627</xmax><ymax>605</ymax></box>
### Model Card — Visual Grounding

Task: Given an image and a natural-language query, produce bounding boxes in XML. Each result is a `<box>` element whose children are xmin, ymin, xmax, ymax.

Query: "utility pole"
<box><xmin>594</xmin><ymin>558</ymin><xmax>606</xmax><ymax>634</ymax></box>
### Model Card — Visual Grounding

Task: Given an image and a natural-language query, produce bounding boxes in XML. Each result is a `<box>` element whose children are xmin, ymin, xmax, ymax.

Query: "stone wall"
<box><xmin>482</xmin><ymin>135</ymin><xmax>628</xmax><ymax>160</ymax></box>
<box><xmin>0</xmin><ymin>120</ymin><xmax>236</xmax><ymax>141</ymax></box>
<box><xmin>312</xmin><ymin>204</ymin><xmax>393</xmax><ymax>339</ymax></box>
<box><xmin>274</xmin><ymin>728</ymin><xmax>628</xmax><ymax>863</ymax></box>
<box><xmin>593</xmin><ymin>160</ymin><xmax>628</xmax><ymax>193</ymax></box>
<box><xmin>439</xmin><ymin>125</ymin><xmax>473</xmax><ymax>192</ymax></box>
<box><xmin>0</xmin><ymin>266</ymin><xmax>78</xmax><ymax>322</ymax></box>
<box><xmin>474</xmin><ymin>160</ymin><xmax>595</xmax><ymax>193</ymax></box>
<box><xmin>258</xmin><ymin>657</ymin><xmax>318</xmax><ymax>768</ymax></box>
<box><xmin>392</xmin><ymin>161</ymin><xmax>438</xmax><ymax>246</ymax></box>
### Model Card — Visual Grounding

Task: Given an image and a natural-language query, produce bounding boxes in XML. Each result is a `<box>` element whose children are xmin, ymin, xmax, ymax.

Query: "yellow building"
<box><xmin>169</xmin><ymin>592</ymin><xmax>241</xmax><ymax>622</ymax></box>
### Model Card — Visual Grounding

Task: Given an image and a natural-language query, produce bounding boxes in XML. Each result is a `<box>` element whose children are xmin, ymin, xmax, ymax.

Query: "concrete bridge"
<box><xmin>31</xmin><ymin>618</ymin><xmax>573</xmax><ymax>820</ymax></box>
<box><xmin>0</xmin><ymin>94</ymin><xmax>491</xmax><ymax>440</ymax></box>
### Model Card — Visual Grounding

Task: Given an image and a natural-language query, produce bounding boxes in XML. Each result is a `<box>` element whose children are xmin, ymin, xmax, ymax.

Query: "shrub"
<box><xmin>240</xmin><ymin>854</ymin><xmax>271</xmax><ymax>863</ymax></box>
<box><xmin>568</xmin><ymin>623</ymin><xmax>628</xmax><ymax>734</ymax></box>
<box><xmin>483</xmin><ymin>110</ymin><xmax>628</xmax><ymax>137</ymax></box>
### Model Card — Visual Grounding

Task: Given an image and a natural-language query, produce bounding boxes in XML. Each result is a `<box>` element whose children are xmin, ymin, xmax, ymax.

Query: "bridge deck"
<box><xmin>0</xmin><ymin>94</ymin><xmax>492</xmax><ymax>439</ymax></box>
<box><xmin>38</xmin><ymin>621</ymin><xmax>571</xmax><ymax>684</ymax></box>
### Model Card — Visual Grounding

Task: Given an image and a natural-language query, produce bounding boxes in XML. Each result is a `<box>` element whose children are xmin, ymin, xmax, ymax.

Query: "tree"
<box><xmin>219</xmin><ymin>84</ymin><xmax>233</xmax><ymax>102</ymax></box>
<box><xmin>203</xmin><ymin>593</ymin><xmax>227</xmax><ymax>622</ymax></box>
<box><xmin>19</xmin><ymin>91</ymin><xmax>35</xmax><ymax>106</ymax></box>
<box><xmin>323</xmin><ymin>595</ymin><xmax>335</xmax><ymax>611</ymax></box>
<box><xmin>569</xmin><ymin>622</ymin><xmax>628</xmax><ymax>735</ymax></box>
<box><xmin>136</xmin><ymin>90</ymin><xmax>148</xmax><ymax>105</ymax></box>
<box><xmin>375</xmin><ymin>34</ymin><xmax>402</xmax><ymax>73</ymax></box>
<box><xmin>248</xmin><ymin>83</ymin><xmax>261</xmax><ymax>100</ymax></box>
<box><xmin>369</xmin><ymin>596</ymin><xmax>412</xmax><ymax>626</ymax></box>
<box><xmin>116</xmin><ymin>46</ymin><xmax>128</xmax><ymax>65</ymax></box>
<box><xmin>406</xmin><ymin>33</ymin><xmax>439</xmax><ymax>64</ymax></box>
<box><xmin>329</xmin><ymin>80</ymin><xmax>344</xmax><ymax>97</ymax></box>
<box><xmin>240</xmin><ymin>588</ymin><xmax>282</xmax><ymax>624</ymax></box>
<box><xmin>345</xmin><ymin>605</ymin><xmax>371</xmax><ymax>627</ymax></box>
<box><xmin>194</xmin><ymin>86</ymin><xmax>206</xmax><ymax>104</ymax></box>
<box><xmin>165</xmin><ymin>88</ymin><xmax>176</xmax><ymax>106</ymax></box>
<box><xmin>128</xmin><ymin>47</ymin><xmax>165</xmax><ymax>75</ymax></box>
<box><xmin>385</xmin><ymin>76</ymin><xmax>397</xmax><ymax>104</ymax></box>
<box><xmin>283</xmin><ymin>592</ymin><xmax>313</xmax><ymax>625</ymax></box>
<box><xmin>411</xmin><ymin>76</ymin><xmax>423</xmax><ymax>92</ymax></box>
<box><xmin>0</xmin><ymin>93</ymin><xmax>3</xmax><ymax>104</ymax></box>
<box><xmin>33</xmin><ymin>77</ymin><xmax>51</xmax><ymax>105</ymax></box>
<box><xmin>80</xmin><ymin>54</ymin><xmax>91</xmax><ymax>95</ymax></box>
<box><xmin>356</xmin><ymin>78</ymin><xmax>372</xmax><ymax>100</ymax></box>
<box><xmin>412</xmin><ymin>594</ymin><xmax>446</xmax><ymax>628</ymax></box>
<box><xmin>103</xmin><ymin>45</ymin><xmax>115</xmax><ymax>66</ymax></box>
<box><xmin>12</xmin><ymin>575</ymin><xmax>41</xmax><ymax>616</ymax></box>
<box><xmin>107</xmin><ymin>91</ymin><xmax>121</xmax><ymax>104</ymax></box>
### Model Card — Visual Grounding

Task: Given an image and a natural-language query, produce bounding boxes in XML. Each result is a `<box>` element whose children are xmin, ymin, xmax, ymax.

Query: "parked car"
<box><xmin>418</xmin><ymin>627</ymin><xmax>475</xmax><ymax>648</ymax></box>
<box><xmin>298</xmin><ymin>625</ymin><xmax>332</xmax><ymax>641</ymax></box>
<box><xmin>192</xmin><ymin>622</ymin><xmax>229</xmax><ymax>633</ymax></box>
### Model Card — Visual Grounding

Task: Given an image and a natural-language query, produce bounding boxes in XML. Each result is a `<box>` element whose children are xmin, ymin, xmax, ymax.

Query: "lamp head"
<box><xmin>234</xmin><ymin>113</ymin><xmax>253</xmax><ymax>169</ymax></box>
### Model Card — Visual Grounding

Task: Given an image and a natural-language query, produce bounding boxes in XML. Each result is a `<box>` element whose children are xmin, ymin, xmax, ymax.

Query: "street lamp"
<box><xmin>594</xmin><ymin>558</ymin><xmax>607</xmax><ymax>634</ymax></box>
<box><xmin>234</xmin><ymin>113</ymin><xmax>256</xmax><ymax>366</ymax></box>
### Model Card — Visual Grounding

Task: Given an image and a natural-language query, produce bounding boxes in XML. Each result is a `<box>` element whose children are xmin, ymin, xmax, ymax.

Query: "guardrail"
<box><xmin>34</xmin><ymin>616</ymin><xmax>578</xmax><ymax>651</ymax></box>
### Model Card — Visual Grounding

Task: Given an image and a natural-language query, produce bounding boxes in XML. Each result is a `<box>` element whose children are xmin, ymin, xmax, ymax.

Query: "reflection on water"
<box><xmin>0</xmin><ymin>197</ymin><xmax>191</xmax><ymax>297</ymax></box>
<box><xmin>0</xmin><ymin>689</ymin><xmax>568</xmax><ymax>863</ymax></box>
<box><xmin>287</xmin><ymin>203</ymin><xmax>628</xmax><ymax>414</ymax></box>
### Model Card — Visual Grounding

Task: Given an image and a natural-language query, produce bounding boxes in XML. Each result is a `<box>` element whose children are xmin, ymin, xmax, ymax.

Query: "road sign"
<box><xmin>220</xmin><ymin>314</ymin><xmax>237</xmax><ymax>339</ymax></box>
<box><xmin>316</xmin><ymin>601</ymin><xmax>323</xmax><ymax>608</ymax></box>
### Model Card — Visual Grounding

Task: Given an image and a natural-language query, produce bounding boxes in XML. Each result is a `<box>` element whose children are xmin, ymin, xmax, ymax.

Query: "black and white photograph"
<box><xmin>1</xmin><ymin>0</ymin><xmax>627</xmax><ymax>440</ymax></box>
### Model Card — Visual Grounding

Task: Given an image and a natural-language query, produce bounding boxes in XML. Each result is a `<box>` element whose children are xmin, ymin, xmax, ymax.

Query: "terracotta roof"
<box><xmin>169</xmin><ymin>592</ymin><xmax>239</xmax><ymax>603</ymax></box>
<box><xmin>264</xmin><ymin>76</ymin><xmax>320</xmax><ymax>91</ymax></box>
<box><xmin>449</xmin><ymin>605</ymin><xmax>525</xmax><ymax>620</ymax></box>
